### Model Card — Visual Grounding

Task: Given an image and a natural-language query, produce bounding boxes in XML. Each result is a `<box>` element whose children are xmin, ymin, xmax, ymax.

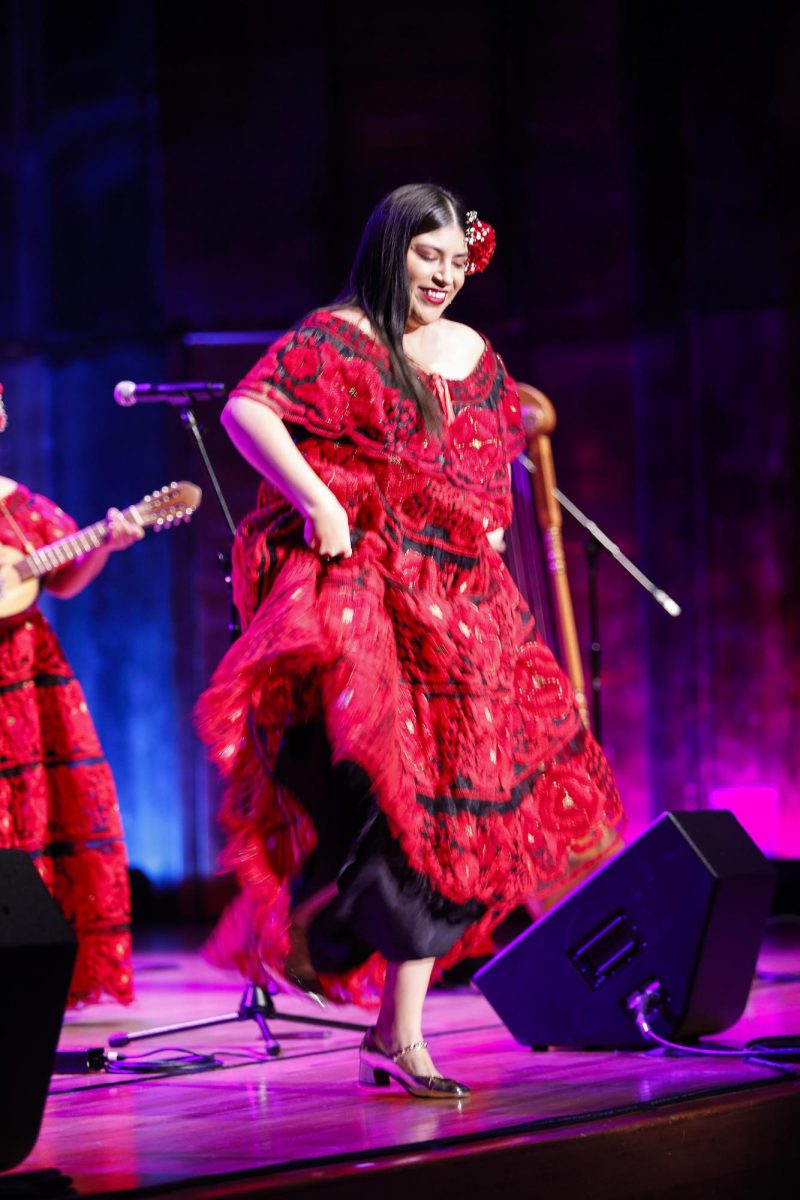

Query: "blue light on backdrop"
<box><xmin>3</xmin><ymin>349</ymin><xmax>190</xmax><ymax>886</ymax></box>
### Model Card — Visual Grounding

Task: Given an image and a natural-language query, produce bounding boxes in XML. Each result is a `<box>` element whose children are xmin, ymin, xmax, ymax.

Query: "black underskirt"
<box><xmin>274</xmin><ymin>723</ymin><xmax>486</xmax><ymax>973</ymax></box>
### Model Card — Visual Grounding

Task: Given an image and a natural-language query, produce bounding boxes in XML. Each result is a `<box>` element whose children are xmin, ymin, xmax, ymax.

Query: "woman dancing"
<box><xmin>197</xmin><ymin>183</ymin><xmax>625</xmax><ymax>1097</ymax></box>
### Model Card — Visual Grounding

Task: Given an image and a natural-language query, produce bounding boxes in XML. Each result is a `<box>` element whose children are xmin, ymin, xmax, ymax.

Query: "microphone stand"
<box><xmin>98</xmin><ymin>389</ymin><xmax>368</xmax><ymax>1068</ymax></box>
<box><xmin>179</xmin><ymin>402</ymin><xmax>240</xmax><ymax>640</ymax></box>
<box><xmin>519</xmin><ymin>454</ymin><xmax>681</xmax><ymax>744</ymax></box>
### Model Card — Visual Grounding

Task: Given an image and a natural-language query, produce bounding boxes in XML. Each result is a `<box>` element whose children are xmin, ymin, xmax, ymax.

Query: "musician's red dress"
<box><xmin>197</xmin><ymin>312</ymin><xmax>625</xmax><ymax>1005</ymax></box>
<box><xmin>0</xmin><ymin>486</ymin><xmax>133</xmax><ymax>1006</ymax></box>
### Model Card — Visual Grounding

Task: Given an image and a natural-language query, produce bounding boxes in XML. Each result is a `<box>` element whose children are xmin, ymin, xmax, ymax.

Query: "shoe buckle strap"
<box><xmin>391</xmin><ymin>1039</ymin><xmax>428</xmax><ymax>1062</ymax></box>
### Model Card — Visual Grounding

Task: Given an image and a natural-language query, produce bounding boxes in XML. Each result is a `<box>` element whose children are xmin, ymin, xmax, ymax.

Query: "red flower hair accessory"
<box><xmin>465</xmin><ymin>210</ymin><xmax>496</xmax><ymax>275</ymax></box>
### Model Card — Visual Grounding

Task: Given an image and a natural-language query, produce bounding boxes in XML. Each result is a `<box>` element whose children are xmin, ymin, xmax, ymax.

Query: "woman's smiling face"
<box><xmin>405</xmin><ymin>223</ymin><xmax>468</xmax><ymax>330</ymax></box>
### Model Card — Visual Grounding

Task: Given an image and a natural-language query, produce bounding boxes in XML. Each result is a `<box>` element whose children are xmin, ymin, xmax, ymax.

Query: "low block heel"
<box><xmin>359</xmin><ymin>1060</ymin><xmax>390</xmax><ymax>1087</ymax></box>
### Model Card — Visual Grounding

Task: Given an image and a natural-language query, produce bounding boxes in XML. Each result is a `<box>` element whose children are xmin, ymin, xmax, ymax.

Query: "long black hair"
<box><xmin>337</xmin><ymin>183</ymin><xmax>468</xmax><ymax>431</ymax></box>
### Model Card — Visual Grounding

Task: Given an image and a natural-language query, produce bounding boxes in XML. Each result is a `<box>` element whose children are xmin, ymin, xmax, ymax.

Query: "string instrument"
<box><xmin>0</xmin><ymin>481</ymin><xmax>202</xmax><ymax>621</ymax></box>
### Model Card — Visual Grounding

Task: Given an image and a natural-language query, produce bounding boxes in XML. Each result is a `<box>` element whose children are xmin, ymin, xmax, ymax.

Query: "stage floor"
<box><xmin>6</xmin><ymin>922</ymin><xmax>800</xmax><ymax>1199</ymax></box>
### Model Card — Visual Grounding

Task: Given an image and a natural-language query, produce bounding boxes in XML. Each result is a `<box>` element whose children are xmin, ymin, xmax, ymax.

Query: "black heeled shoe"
<box><xmin>276</xmin><ymin>916</ymin><xmax>327</xmax><ymax>1005</ymax></box>
<box><xmin>258</xmin><ymin>949</ymin><xmax>327</xmax><ymax>1008</ymax></box>
<box><xmin>358</xmin><ymin>1028</ymin><xmax>470</xmax><ymax>1099</ymax></box>
<box><xmin>260</xmin><ymin>962</ymin><xmax>327</xmax><ymax>1007</ymax></box>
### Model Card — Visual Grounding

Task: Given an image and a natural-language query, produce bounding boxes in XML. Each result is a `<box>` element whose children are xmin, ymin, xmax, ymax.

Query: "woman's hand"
<box><xmin>487</xmin><ymin>527</ymin><xmax>506</xmax><ymax>553</ymax></box>
<box><xmin>221</xmin><ymin>397</ymin><xmax>353</xmax><ymax>560</ymax></box>
<box><xmin>303</xmin><ymin>491</ymin><xmax>352</xmax><ymax>559</ymax></box>
<box><xmin>105</xmin><ymin>507</ymin><xmax>145</xmax><ymax>552</ymax></box>
<box><xmin>46</xmin><ymin>508</ymin><xmax>143</xmax><ymax>599</ymax></box>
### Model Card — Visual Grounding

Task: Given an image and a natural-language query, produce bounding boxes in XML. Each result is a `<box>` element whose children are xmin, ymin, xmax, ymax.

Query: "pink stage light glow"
<box><xmin>707</xmin><ymin>786</ymin><xmax>780</xmax><ymax>858</ymax></box>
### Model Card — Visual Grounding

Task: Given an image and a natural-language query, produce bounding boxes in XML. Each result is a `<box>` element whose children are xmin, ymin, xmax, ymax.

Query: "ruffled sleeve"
<box><xmin>11</xmin><ymin>490</ymin><xmax>78</xmax><ymax>551</ymax></box>
<box><xmin>230</xmin><ymin>318</ymin><xmax>393</xmax><ymax>444</ymax></box>
<box><xmin>32</xmin><ymin>495</ymin><xmax>78</xmax><ymax>543</ymax></box>
<box><xmin>497</xmin><ymin>357</ymin><xmax>527</xmax><ymax>464</ymax></box>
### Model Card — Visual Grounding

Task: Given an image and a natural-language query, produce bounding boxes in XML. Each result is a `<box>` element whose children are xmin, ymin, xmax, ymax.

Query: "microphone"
<box><xmin>114</xmin><ymin>380</ymin><xmax>227</xmax><ymax>406</ymax></box>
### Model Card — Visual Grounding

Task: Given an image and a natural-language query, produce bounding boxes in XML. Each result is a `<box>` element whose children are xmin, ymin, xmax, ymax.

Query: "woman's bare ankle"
<box><xmin>373</xmin><ymin>1021</ymin><xmax>413</xmax><ymax>1047</ymax></box>
<box><xmin>371</xmin><ymin>1032</ymin><xmax>440</xmax><ymax>1078</ymax></box>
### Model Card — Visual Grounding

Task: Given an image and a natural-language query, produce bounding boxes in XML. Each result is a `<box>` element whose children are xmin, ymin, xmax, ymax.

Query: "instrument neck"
<box><xmin>17</xmin><ymin>519</ymin><xmax>109</xmax><ymax>581</ymax></box>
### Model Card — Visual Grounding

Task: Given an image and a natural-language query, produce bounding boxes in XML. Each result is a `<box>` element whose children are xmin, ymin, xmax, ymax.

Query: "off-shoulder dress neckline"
<box><xmin>316</xmin><ymin>310</ymin><xmax>490</xmax><ymax>385</ymax></box>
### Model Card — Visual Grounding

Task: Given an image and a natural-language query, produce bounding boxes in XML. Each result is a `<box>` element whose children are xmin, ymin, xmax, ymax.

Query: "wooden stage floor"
<box><xmin>5</xmin><ymin>922</ymin><xmax>800</xmax><ymax>1200</ymax></box>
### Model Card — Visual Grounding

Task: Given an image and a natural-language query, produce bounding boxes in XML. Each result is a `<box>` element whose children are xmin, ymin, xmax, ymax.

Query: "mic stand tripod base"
<box><xmin>108</xmin><ymin>984</ymin><xmax>281</xmax><ymax>1057</ymax></box>
<box><xmin>107</xmin><ymin>982</ymin><xmax>369</xmax><ymax>1059</ymax></box>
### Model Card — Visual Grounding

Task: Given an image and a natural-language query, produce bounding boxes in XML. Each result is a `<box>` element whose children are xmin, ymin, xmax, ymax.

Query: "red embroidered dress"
<box><xmin>197</xmin><ymin>312</ymin><xmax>625</xmax><ymax>1004</ymax></box>
<box><xmin>0</xmin><ymin>487</ymin><xmax>133</xmax><ymax>1006</ymax></box>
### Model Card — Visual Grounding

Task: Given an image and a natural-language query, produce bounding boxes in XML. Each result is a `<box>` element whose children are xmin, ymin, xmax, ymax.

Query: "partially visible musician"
<box><xmin>0</xmin><ymin>386</ymin><xmax>142</xmax><ymax>1006</ymax></box>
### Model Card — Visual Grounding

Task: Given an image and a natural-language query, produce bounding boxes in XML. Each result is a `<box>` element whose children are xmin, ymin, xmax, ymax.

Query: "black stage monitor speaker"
<box><xmin>0</xmin><ymin>849</ymin><xmax>77</xmax><ymax>1171</ymax></box>
<box><xmin>473</xmin><ymin>810</ymin><xmax>776</xmax><ymax>1049</ymax></box>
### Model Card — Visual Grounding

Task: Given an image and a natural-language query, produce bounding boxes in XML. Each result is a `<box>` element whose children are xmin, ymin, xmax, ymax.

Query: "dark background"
<box><xmin>2</xmin><ymin>0</ymin><xmax>798</xmax><ymax>912</ymax></box>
